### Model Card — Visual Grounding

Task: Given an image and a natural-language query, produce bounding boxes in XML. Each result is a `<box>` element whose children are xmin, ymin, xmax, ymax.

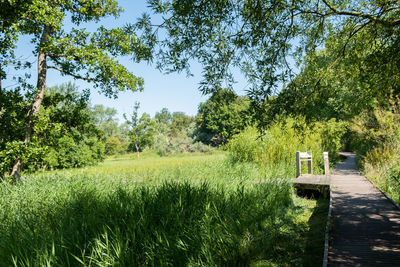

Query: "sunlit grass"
<box><xmin>0</xmin><ymin>151</ymin><xmax>328</xmax><ymax>266</ymax></box>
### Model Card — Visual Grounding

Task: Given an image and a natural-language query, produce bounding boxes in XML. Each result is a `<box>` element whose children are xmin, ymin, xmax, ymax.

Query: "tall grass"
<box><xmin>227</xmin><ymin>118</ymin><xmax>346</xmax><ymax>177</ymax></box>
<box><xmin>363</xmin><ymin>145</ymin><xmax>400</xmax><ymax>203</ymax></box>
<box><xmin>0</xmin><ymin>152</ymin><xmax>328</xmax><ymax>266</ymax></box>
<box><xmin>353</xmin><ymin>98</ymin><xmax>400</xmax><ymax>204</ymax></box>
<box><xmin>1</xmin><ymin>174</ymin><xmax>290</xmax><ymax>266</ymax></box>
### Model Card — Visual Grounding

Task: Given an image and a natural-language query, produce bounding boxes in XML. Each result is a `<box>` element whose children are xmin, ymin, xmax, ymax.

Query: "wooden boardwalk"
<box><xmin>328</xmin><ymin>152</ymin><xmax>400</xmax><ymax>266</ymax></box>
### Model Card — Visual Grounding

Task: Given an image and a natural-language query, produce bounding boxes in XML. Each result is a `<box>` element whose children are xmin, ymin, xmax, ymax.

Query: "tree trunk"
<box><xmin>10</xmin><ymin>28</ymin><xmax>49</xmax><ymax>181</ymax></box>
<box><xmin>135</xmin><ymin>137</ymin><xmax>139</xmax><ymax>159</ymax></box>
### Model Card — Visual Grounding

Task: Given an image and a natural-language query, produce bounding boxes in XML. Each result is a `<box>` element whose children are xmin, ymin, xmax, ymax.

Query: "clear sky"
<box><xmin>4</xmin><ymin>0</ymin><xmax>249</xmax><ymax>124</ymax></box>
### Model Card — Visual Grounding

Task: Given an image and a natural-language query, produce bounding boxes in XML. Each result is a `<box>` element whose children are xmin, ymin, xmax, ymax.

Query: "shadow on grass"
<box><xmin>251</xmin><ymin>197</ymin><xmax>329</xmax><ymax>267</ymax></box>
<box><xmin>302</xmin><ymin>198</ymin><xmax>329</xmax><ymax>265</ymax></box>
<box><xmin>1</xmin><ymin>181</ymin><xmax>299</xmax><ymax>266</ymax></box>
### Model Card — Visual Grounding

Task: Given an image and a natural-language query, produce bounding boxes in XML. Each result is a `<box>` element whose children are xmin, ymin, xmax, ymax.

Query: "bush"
<box><xmin>363</xmin><ymin>145</ymin><xmax>400</xmax><ymax>203</ymax></box>
<box><xmin>43</xmin><ymin>136</ymin><xmax>105</xmax><ymax>169</ymax></box>
<box><xmin>105</xmin><ymin>137</ymin><xmax>122</xmax><ymax>155</ymax></box>
<box><xmin>227</xmin><ymin>117</ymin><xmax>347</xmax><ymax>176</ymax></box>
<box><xmin>189</xmin><ymin>142</ymin><xmax>213</xmax><ymax>153</ymax></box>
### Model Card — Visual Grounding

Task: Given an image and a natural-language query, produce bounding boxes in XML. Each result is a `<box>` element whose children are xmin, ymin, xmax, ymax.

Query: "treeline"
<box><xmin>0</xmin><ymin>84</ymin><xmax>256</xmax><ymax>176</ymax></box>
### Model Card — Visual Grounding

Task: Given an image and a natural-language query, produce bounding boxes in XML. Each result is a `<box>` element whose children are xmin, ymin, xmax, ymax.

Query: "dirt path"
<box><xmin>328</xmin><ymin>152</ymin><xmax>400</xmax><ymax>266</ymax></box>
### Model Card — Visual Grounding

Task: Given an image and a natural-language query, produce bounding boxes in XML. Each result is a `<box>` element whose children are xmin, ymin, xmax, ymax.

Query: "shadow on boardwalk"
<box><xmin>328</xmin><ymin>152</ymin><xmax>400</xmax><ymax>266</ymax></box>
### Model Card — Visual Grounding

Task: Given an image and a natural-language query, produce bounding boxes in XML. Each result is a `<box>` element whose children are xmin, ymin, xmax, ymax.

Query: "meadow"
<box><xmin>0</xmin><ymin>151</ymin><xmax>328</xmax><ymax>266</ymax></box>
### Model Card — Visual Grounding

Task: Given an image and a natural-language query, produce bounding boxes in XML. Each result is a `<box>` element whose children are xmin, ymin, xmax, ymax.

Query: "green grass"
<box><xmin>0</xmin><ymin>152</ymin><xmax>328</xmax><ymax>266</ymax></box>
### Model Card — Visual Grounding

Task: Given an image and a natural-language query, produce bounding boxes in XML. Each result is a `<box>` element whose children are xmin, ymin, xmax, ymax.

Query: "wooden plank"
<box><xmin>292</xmin><ymin>175</ymin><xmax>330</xmax><ymax>185</ymax></box>
<box><xmin>328</xmin><ymin>152</ymin><xmax>400</xmax><ymax>266</ymax></box>
<box><xmin>299</xmin><ymin>151</ymin><xmax>312</xmax><ymax>158</ymax></box>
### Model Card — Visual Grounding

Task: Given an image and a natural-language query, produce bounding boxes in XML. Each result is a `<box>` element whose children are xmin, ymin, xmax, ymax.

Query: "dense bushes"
<box><xmin>0</xmin><ymin>84</ymin><xmax>106</xmax><ymax>176</ymax></box>
<box><xmin>363</xmin><ymin>146</ymin><xmax>400</xmax><ymax>203</ymax></box>
<box><xmin>227</xmin><ymin>117</ymin><xmax>347</xmax><ymax>176</ymax></box>
<box><xmin>356</xmin><ymin>98</ymin><xmax>400</xmax><ymax>203</ymax></box>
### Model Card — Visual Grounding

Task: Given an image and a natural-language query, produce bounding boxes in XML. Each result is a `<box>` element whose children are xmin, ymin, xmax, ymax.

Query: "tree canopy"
<box><xmin>0</xmin><ymin>0</ymin><xmax>153</xmax><ymax>179</ymax></box>
<box><xmin>139</xmin><ymin>0</ymin><xmax>400</xmax><ymax>102</ymax></box>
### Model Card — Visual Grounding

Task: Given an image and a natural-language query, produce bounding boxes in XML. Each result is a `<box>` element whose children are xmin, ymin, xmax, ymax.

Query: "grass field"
<box><xmin>0</xmin><ymin>152</ymin><xmax>328</xmax><ymax>266</ymax></box>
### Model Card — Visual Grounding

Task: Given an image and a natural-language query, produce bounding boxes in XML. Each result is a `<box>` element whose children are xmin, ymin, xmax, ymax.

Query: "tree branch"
<box><xmin>48</xmin><ymin>65</ymin><xmax>95</xmax><ymax>82</ymax></box>
<box><xmin>321</xmin><ymin>0</ymin><xmax>400</xmax><ymax>27</ymax></box>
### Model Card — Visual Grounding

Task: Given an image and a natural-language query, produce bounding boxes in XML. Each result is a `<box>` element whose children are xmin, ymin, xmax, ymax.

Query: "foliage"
<box><xmin>363</xmin><ymin>145</ymin><xmax>400</xmax><ymax>204</ymax></box>
<box><xmin>357</xmin><ymin>97</ymin><xmax>400</xmax><ymax>203</ymax></box>
<box><xmin>0</xmin><ymin>140</ymin><xmax>45</xmax><ymax>177</ymax></box>
<box><xmin>105</xmin><ymin>136</ymin><xmax>122</xmax><ymax>155</ymax></box>
<box><xmin>1</xmin><ymin>0</ymin><xmax>153</xmax><ymax>178</ymax></box>
<box><xmin>0</xmin><ymin>153</ymin><xmax>328</xmax><ymax>266</ymax></box>
<box><xmin>195</xmin><ymin>89</ymin><xmax>251</xmax><ymax>146</ymax></box>
<box><xmin>151</xmin><ymin>109</ymin><xmax>206</xmax><ymax>156</ymax></box>
<box><xmin>140</xmin><ymin>0</ymin><xmax>400</xmax><ymax>101</ymax></box>
<box><xmin>2</xmin><ymin>0</ymin><xmax>149</xmax><ymax>95</ymax></box>
<box><xmin>0</xmin><ymin>89</ymin><xmax>28</xmax><ymax>145</ymax></box>
<box><xmin>125</xmin><ymin>103</ymin><xmax>157</xmax><ymax>155</ymax></box>
<box><xmin>268</xmin><ymin>27</ymin><xmax>400</xmax><ymax>123</ymax></box>
<box><xmin>91</xmin><ymin>105</ymin><xmax>120</xmax><ymax>138</ymax></box>
<box><xmin>227</xmin><ymin>117</ymin><xmax>347</xmax><ymax>177</ymax></box>
<box><xmin>37</xmin><ymin>85</ymin><xmax>105</xmax><ymax>169</ymax></box>
<box><xmin>349</xmin><ymin>96</ymin><xmax>400</xmax><ymax>154</ymax></box>
<box><xmin>155</xmin><ymin>107</ymin><xmax>173</xmax><ymax>125</ymax></box>
<box><xmin>0</xmin><ymin>83</ymin><xmax>105</xmax><ymax>176</ymax></box>
<box><xmin>170</xmin><ymin>112</ymin><xmax>194</xmax><ymax>138</ymax></box>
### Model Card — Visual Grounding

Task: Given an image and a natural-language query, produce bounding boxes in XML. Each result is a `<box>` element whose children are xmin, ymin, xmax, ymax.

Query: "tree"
<box><xmin>140</xmin><ymin>0</ymin><xmax>400</xmax><ymax>107</ymax></box>
<box><xmin>170</xmin><ymin>112</ymin><xmax>194</xmax><ymax>138</ymax></box>
<box><xmin>195</xmin><ymin>89</ymin><xmax>251</xmax><ymax>146</ymax></box>
<box><xmin>134</xmin><ymin>113</ymin><xmax>157</xmax><ymax>151</ymax></box>
<box><xmin>0</xmin><ymin>83</ymin><xmax>105</xmax><ymax>175</ymax></box>
<box><xmin>124</xmin><ymin>102</ymin><xmax>156</xmax><ymax>158</ymax></box>
<box><xmin>91</xmin><ymin>105</ymin><xmax>120</xmax><ymax>138</ymax></box>
<box><xmin>155</xmin><ymin>108</ymin><xmax>173</xmax><ymax>125</ymax></box>
<box><xmin>124</xmin><ymin>102</ymin><xmax>141</xmax><ymax>159</ymax></box>
<box><xmin>268</xmin><ymin>23</ymin><xmax>400</xmax><ymax>122</ymax></box>
<box><xmin>1</xmin><ymin>0</ymin><xmax>151</xmax><ymax>180</ymax></box>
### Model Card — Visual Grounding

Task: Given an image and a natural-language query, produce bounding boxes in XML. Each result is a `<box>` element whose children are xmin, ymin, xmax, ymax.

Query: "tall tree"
<box><xmin>139</xmin><ymin>0</ymin><xmax>400</xmax><ymax>103</ymax></box>
<box><xmin>91</xmin><ymin>105</ymin><xmax>120</xmax><ymax>138</ymax></box>
<box><xmin>124</xmin><ymin>102</ymin><xmax>141</xmax><ymax>159</ymax></box>
<box><xmin>1</xmin><ymin>0</ymin><xmax>151</xmax><ymax>180</ymax></box>
<box><xmin>196</xmin><ymin>89</ymin><xmax>251</xmax><ymax>146</ymax></box>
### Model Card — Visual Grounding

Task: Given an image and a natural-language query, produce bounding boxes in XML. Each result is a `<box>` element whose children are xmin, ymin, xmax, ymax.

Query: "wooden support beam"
<box><xmin>296</xmin><ymin>151</ymin><xmax>301</xmax><ymax>178</ymax></box>
<box><xmin>324</xmin><ymin>152</ymin><xmax>330</xmax><ymax>175</ymax></box>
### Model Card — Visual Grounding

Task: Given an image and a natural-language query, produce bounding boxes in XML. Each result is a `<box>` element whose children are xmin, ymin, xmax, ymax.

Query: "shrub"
<box><xmin>227</xmin><ymin>117</ymin><xmax>347</xmax><ymax>176</ymax></box>
<box><xmin>105</xmin><ymin>137</ymin><xmax>122</xmax><ymax>155</ymax></box>
<box><xmin>189</xmin><ymin>142</ymin><xmax>213</xmax><ymax>153</ymax></box>
<box><xmin>363</xmin><ymin>144</ymin><xmax>400</xmax><ymax>203</ymax></box>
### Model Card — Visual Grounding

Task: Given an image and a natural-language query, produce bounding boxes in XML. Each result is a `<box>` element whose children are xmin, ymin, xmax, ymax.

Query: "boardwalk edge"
<box><xmin>364</xmin><ymin>175</ymin><xmax>400</xmax><ymax>211</ymax></box>
<box><xmin>322</xmin><ymin>188</ymin><xmax>332</xmax><ymax>267</ymax></box>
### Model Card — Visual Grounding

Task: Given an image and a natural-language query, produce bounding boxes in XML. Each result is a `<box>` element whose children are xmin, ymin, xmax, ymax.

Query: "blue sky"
<box><xmin>4</xmin><ymin>0</ymin><xmax>249</xmax><ymax>123</ymax></box>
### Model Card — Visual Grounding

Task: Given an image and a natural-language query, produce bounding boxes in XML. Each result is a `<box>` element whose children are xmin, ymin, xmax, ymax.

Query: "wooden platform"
<box><xmin>291</xmin><ymin>174</ymin><xmax>330</xmax><ymax>186</ymax></box>
<box><xmin>291</xmin><ymin>174</ymin><xmax>331</xmax><ymax>198</ymax></box>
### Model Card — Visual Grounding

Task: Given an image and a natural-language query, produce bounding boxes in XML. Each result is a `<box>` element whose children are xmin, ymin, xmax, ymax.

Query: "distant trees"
<box><xmin>195</xmin><ymin>89</ymin><xmax>251</xmax><ymax>146</ymax></box>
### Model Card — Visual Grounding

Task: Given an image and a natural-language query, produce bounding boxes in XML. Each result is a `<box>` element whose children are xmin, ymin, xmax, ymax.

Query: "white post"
<box><xmin>323</xmin><ymin>152</ymin><xmax>329</xmax><ymax>175</ymax></box>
